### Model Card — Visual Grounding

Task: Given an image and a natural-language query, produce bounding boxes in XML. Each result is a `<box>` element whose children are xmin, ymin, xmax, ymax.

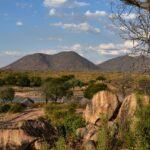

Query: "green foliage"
<box><xmin>0</xmin><ymin>103</ymin><xmax>24</xmax><ymax>113</ymax></box>
<box><xmin>135</xmin><ymin>101</ymin><xmax>150</xmax><ymax>150</ymax></box>
<box><xmin>96</xmin><ymin>75</ymin><xmax>106</xmax><ymax>81</ymax></box>
<box><xmin>63</xmin><ymin>114</ymin><xmax>86</xmax><ymax>136</ymax></box>
<box><xmin>138</xmin><ymin>77</ymin><xmax>150</xmax><ymax>96</ymax></box>
<box><xmin>9</xmin><ymin>103</ymin><xmax>24</xmax><ymax>113</ymax></box>
<box><xmin>97</xmin><ymin>117</ymin><xmax>117</xmax><ymax>150</ymax></box>
<box><xmin>42</xmin><ymin>77</ymin><xmax>73</xmax><ymax>102</ymax></box>
<box><xmin>5</xmin><ymin>75</ymin><xmax>17</xmax><ymax>85</ymax></box>
<box><xmin>17</xmin><ymin>74</ymin><xmax>30</xmax><ymax>87</ymax></box>
<box><xmin>84</xmin><ymin>83</ymin><xmax>108</xmax><ymax>99</ymax></box>
<box><xmin>0</xmin><ymin>87</ymin><xmax>15</xmax><ymax>102</ymax></box>
<box><xmin>42</xmin><ymin>141</ymin><xmax>51</xmax><ymax>150</ymax></box>
<box><xmin>0</xmin><ymin>79</ymin><xmax>5</xmax><ymax>86</ymax></box>
<box><xmin>44</xmin><ymin>103</ymin><xmax>86</xmax><ymax>138</ymax></box>
<box><xmin>30</xmin><ymin>76</ymin><xmax>42</xmax><ymax>87</ymax></box>
<box><xmin>0</xmin><ymin>104</ymin><xmax>11</xmax><ymax>113</ymax></box>
<box><xmin>55</xmin><ymin>137</ymin><xmax>66</xmax><ymax>150</ymax></box>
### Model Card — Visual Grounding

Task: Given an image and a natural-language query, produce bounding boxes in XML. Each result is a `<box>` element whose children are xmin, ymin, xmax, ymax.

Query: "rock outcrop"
<box><xmin>0</xmin><ymin>119</ymin><xmax>58</xmax><ymax>150</ymax></box>
<box><xmin>117</xmin><ymin>94</ymin><xmax>150</xmax><ymax>124</ymax></box>
<box><xmin>84</xmin><ymin>91</ymin><xmax>119</xmax><ymax>124</ymax></box>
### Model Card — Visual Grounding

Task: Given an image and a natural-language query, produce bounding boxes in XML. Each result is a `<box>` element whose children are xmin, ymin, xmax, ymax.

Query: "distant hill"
<box><xmin>98</xmin><ymin>55</ymin><xmax>150</xmax><ymax>73</ymax></box>
<box><xmin>2</xmin><ymin>51</ymin><xmax>98</xmax><ymax>71</ymax></box>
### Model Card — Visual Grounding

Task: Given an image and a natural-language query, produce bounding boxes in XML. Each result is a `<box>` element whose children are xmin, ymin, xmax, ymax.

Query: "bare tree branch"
<box><xmin>122</xmin><ymin>0</ymin><xmax>150</xmax><ymax>10</ymax></box>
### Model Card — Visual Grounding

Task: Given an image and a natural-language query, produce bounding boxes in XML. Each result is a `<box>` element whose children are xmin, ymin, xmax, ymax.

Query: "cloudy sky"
<box><xmin>0</xmin><ymin>0</ymin><xmax>135</xmax><ymax>67</ymax></box>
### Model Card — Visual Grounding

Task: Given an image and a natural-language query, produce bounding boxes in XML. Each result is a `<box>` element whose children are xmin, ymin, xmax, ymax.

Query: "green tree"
<box><xmin>42</xmin><ymin>78</ymin><xmax>73</xmax><ymax>103</ymax></box>
<box><xmin>0</xmin><ymin>79</ymin><xmax>5</xmax><ymax>86</ymax></box>
<box><xmin>17</xmin><ymin>75</ymin><xmax>30</xmax><ymax>87</ymax></box>
<box><xmin>0</xmin><ymin>87</ymin><xmax>15</xmax><ymax>102</ymax></box>
<box><xmin>84</xmin><ymin>83</ymin><xmax>108</xmax><ymax>99</ymax></box>
<box><xmin>30</xmin><ymin>76</ymin><xmax>42</xmax><ymax>87</ymax></box>
<box><xmin>5</xmin><ymin>75</ymin><xmax>17</xmax><ymax>85</ymax></box>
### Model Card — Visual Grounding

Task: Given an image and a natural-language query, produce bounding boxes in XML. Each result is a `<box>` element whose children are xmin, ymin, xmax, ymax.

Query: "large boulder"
<box><xmin>84</xmin><ymin>91</ymin><xmax>119</xmax><ymax>124</ymax></box>
<box><xmin>117</xmin><ymin>94</ymin><xmax>150</xmax><ymax>124</ymax></box>
<box><xmin>0</xmin><ymin>119</ymin><xmax>58</xmax><ymax>150</ymax></box>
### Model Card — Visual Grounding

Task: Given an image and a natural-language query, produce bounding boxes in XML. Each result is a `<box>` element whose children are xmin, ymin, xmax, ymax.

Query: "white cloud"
<box><xmin>97</xmin><ymin>40</ymin><xmax>138</xmax><ymax>56</ymax></box>
<box><xmin>98</xmin><ymin>43</ymin><xmax>115</xmax><ymax>50</ymax></box>
<box><xmin>16</xmin><ymin>21</ymin><xmax>23</xmax><ymax>26</ymax></box>
<box><xmin>49</xmin><ymin>8</ymin><xmax>56</xmax><ymax>16</ymax></box>
<box><xmin>44</xmin><ymin>0</ymin><xmax>67</xmax><ymax>7</ymax></box>
<box><xmin>0</xmin><ymin>51</ymin><xmax>21</xmax><ymax>56</ymax></box>
<box><xmin>85</xmin><ymin>10</ymin><xmax>107</xmax><ymax>18</ymax></box>
<box><xmin>50</xmin><ymin>22</ymin><xmax>100</xmax><ymax>33</ymax></box>
<box><xmin>43</xmin><ymin>0</ymin><xmax>89</xmax><ymax>8</ymax></box>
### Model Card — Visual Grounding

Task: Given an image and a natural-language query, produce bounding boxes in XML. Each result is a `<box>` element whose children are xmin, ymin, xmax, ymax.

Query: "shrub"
<box><xmin>63</xmin><ymin>114</ymin><xmax>86</xmax><ymax>136</ymax></box>
<box><xmin>17</xmin><ymin>75</ymin><xmax>30</xmax><ymax>87</ymax></box>
<box><xmin>5</xmin><ymin>75</ymin><xmax>17</xmax><ymax>85</ymax></box>
<box><xmin>135</xmin><ymin>104</ymin><xmax>150</xmax><ymax>150</ymax></box>
<box><xmin>44</xmin><ymin>103</ymin><xmax>86</xmax><ymax>137</ymax></box>
<box><xmin>55</xmin><ymin>137</ymin><xmax>66</xmax><ymax>150</ymax></box>
<box><xmin>96</xmin><ymin>76</ymin><xmax>106</xmax><ymax>81</ymax></box>
<box><xmin>42</xmin><ymin>142</ymin><xmax>51</xmax><ymax>150</ymax></box>
<box><xmin>0</xmin><ymin>87</ymin><xmax>15</xmax><ymax>102</ymax></box>
<box><xmin>138</xmin><ymin>77</ymin><xmax>150</xmax><ymax>97</ymax></box>
<box><xmin>0</xmin><ymin>104</ymin><xmax>11</xmax><ymax>113</ymax></box>
<box><xmin>0</xmin><ymin>79</ymin><xmax>5</xmax><ymax>86</ymax></box>
<box><xmin>9</xmin><ymin>103</ymin><xmax>24</xmax><ymax>113</ymax></box>
<box><xmin>30</xmin><ymin>76</ymin><xmax>42</xmax><ymax>87</ymax></box>
<box><xmin>84</xmin><ymin>83</ymin><xmax>108</xmax><ymax>99</ymax></box>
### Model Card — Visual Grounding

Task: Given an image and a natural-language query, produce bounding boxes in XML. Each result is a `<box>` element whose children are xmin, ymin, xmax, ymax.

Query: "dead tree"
<box><xmin>122</xmin><ymin>0</ymin><xmax>150</xmax><ymax>10</ymax></box>
<box><xmin>111</xmin><ymin>0</ymin><xmax>150</xmax><ymax>56</ymax></box>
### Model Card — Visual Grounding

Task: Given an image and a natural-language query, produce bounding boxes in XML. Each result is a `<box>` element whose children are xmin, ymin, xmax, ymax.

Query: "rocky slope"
<box><xmin>78</xmin><ymin>91</ymin><xmax>150</xmax><ymax>150</ymax></box>
<box><xmin>2</xmin><ymin>51</ymin><xmax>98</xmax><ymax>71</ymax></box>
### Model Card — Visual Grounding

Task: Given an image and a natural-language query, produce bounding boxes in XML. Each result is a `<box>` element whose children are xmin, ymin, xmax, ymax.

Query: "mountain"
<box><xmin>2</xmin><ymin>51</ymin><xmax>98</xmax><ymax>71</ymax></box>
<box><xmin>98</xmin><ymin>55</ymin><xmax>150</xmax><ymax>73</ymax></box>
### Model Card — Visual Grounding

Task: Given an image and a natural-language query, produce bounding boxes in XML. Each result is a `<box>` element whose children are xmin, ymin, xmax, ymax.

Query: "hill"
<box><xmin>98</xmin><ymin>55</ymin><xmax>150</xmax><ymax>73</ymax></box>
<box><xmin>2</xmin><ymin>51</ymin><xmax>98</xmax><ymax>71</ymax></box>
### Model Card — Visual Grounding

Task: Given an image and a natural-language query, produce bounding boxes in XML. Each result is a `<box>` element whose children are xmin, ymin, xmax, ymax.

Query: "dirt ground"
<box><xmin>0</xmin><ymin>108</ymin><xmax>44</xmax><ymax>128</ymax></box>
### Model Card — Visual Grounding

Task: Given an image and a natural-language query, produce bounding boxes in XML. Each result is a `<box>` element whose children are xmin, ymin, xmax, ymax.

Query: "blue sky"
<box><xmin>0</xmin><ymin>0</ymin><xmax>134</xmax><ymax>67</ymax></box>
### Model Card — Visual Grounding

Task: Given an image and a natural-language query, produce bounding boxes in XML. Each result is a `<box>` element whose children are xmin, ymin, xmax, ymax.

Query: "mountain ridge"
<box><xmin>2</xmin><ymin>51</ymin><xmax>98</xmax><ymax>71</ymax></box>
<box><xmin>2</xmin><ymin>51</ymin><xmax>150</xmax><ymax>72</ymax></box>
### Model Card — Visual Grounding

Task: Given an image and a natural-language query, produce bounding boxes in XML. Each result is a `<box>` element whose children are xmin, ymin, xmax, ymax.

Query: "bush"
<box><xmin>96</xmin><ymin>76</ymin><xmax>106</xmax><ymax>81</ymax></box>
<box><xmin>0</xmin><ymin>87</ymin><xmax>15</xmax><ymax>102</ymax></box>
<box><xmin>135</xmin><ymin>104</ymin><xmax>150</xmax><ymax>149</ymax></box>
<box><xmin>84</xmin><ymin>83</ymin><xmax>108</xmax><ymax>99</ymax></box>
<box><xmin>30</xmin><ymin>76</ymin><xmax>42</xmax><ymax>87</ymax></box>
<box><xmin>0</xmin><ymin>104</ymin><xmax>11</xmax><ymax>113</ymax></box>
<box><xmin>55</xmin><ymin>137</ymin><xmax>66</xmax><ymax>150</ymax></box>
<box><xmin>138</xmin><ymin>77</ymin><xmax>150</xmax><ymax>97</ymax></box>
<box><xmin>17</xmin><ymin>75</ymin><xmax>30</xmax><ymax>87</ymax></box>
<box><xmin>63</xmin><ymin>114</ymin><xmax>86</xmax><ymax>136</ymax></box>
<box><xmin>44</xmin><ymin>103</ymin><xmax>86</xmax><ymax>137</ymax></box>
<box><xmin>0</xmin><ymin>79</ymin><xmax>5</xmax><ymax>86</ymax></box>
<box><xmin>5</xmin><ymin>75</ymin><xmax>17</xmax><ymax>85</ymax></box>
<box><xmin>9</xmin><ymin>103</ymin><xmax>24</xmax><ymax>113</ymax></box>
